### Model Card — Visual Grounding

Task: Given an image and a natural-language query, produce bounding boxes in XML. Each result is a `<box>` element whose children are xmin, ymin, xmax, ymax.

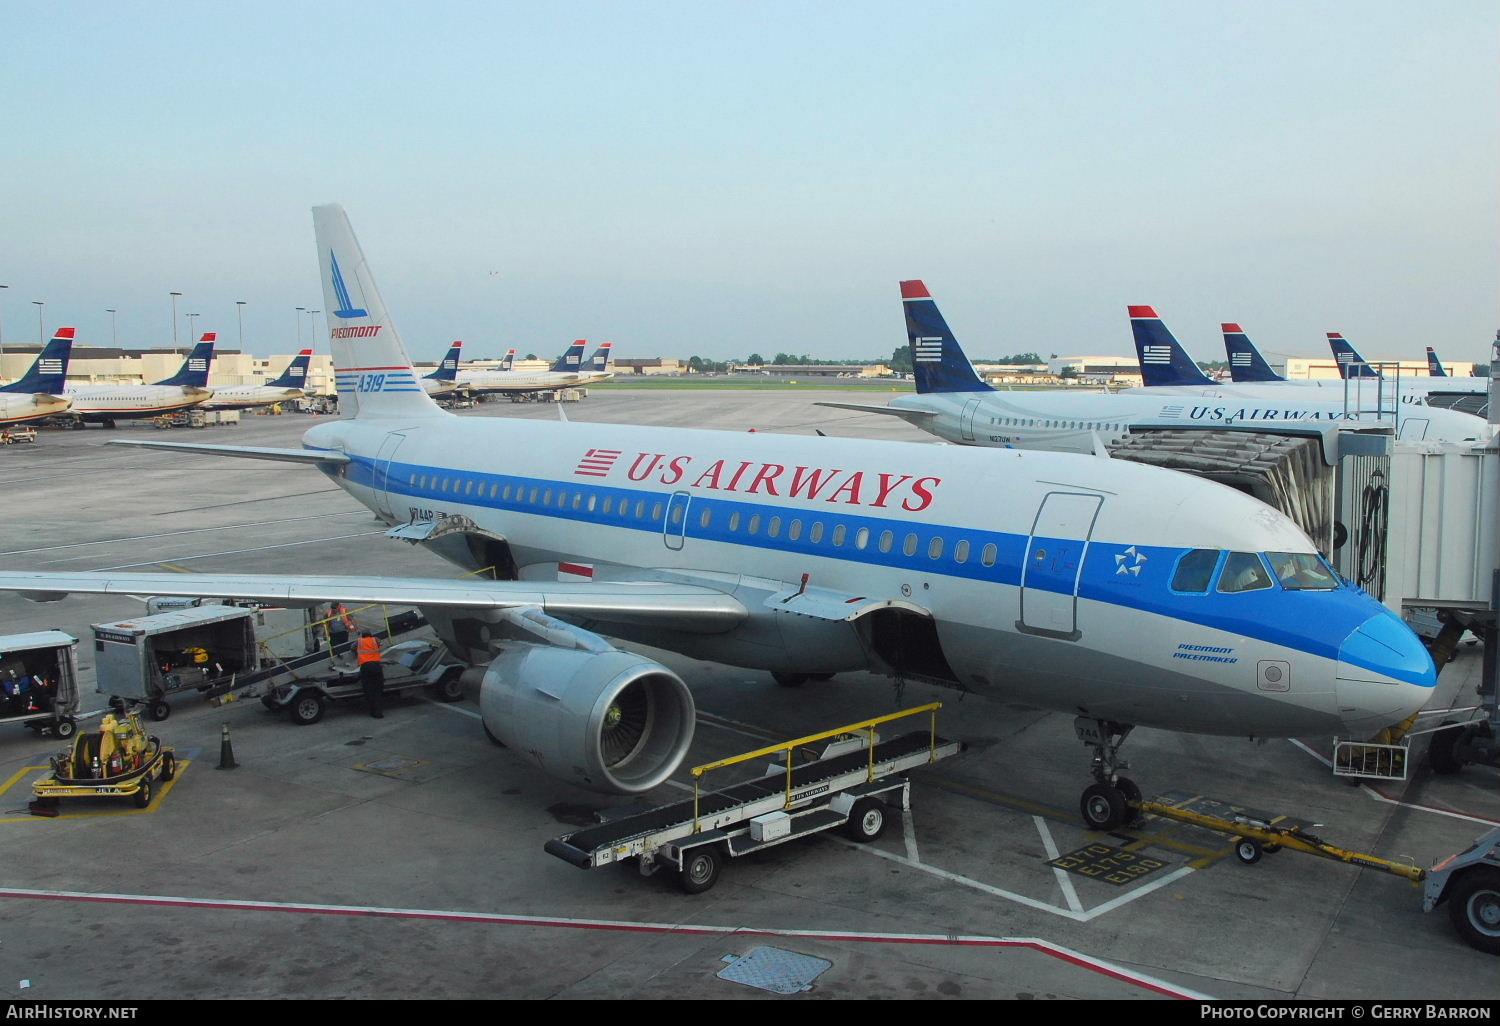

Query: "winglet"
<box><xmin>1129</xmin><ymin>307</ymin><xmax>1215</xmax><ymax>387</ymax></box>
<box><xmin>900</xmin><ymin>280</ymin><xmax>993</xmax><ymax>394</ymax></box>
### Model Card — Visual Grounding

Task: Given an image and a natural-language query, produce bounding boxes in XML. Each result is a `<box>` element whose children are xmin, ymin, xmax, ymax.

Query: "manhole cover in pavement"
<box><xmin>718</xmin><ymin>946</ymin><xmax>831</xmax><ymax>994</ymax></box>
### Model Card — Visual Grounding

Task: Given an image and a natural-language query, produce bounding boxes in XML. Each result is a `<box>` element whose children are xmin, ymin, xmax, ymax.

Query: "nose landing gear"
<box><xmin>1075</xmin><ymin>717</ymin><xmax>1142</xmax><ymax>831</ymax></box>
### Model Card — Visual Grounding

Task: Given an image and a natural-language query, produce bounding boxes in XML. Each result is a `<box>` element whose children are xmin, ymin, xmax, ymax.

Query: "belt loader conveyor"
<box><xmin>547</xmin><ymin>704</ymin><xmax>963</xmax><ymax>894</ymax></box>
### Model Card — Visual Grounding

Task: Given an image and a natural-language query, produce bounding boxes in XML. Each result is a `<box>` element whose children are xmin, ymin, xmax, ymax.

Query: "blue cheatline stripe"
<box><xmin>309</xmin><ymin>450</ymin><xmax>1423</xmax><ymax>676</ymax></box>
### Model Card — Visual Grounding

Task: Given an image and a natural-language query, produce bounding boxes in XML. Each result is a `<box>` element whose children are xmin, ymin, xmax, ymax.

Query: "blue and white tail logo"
<box><xmin>329</xmin><ymin>251</ymin><xmax>368</xmax><ymax>319</ymax></box>
<box><xmin>1129</xmin><ymin>307</ymin><xmax>1214</xmax><ymax>387</ymax></box>
<box><xmin>900</xmin><ymin>280</ymin><xmax>991</xmax><ymax>394</ymax></box>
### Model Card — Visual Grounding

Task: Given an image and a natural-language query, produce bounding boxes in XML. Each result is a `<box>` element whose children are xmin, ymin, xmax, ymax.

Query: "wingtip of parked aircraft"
<box><xmin>899</xmin><ymin>280</ymin><xmax>930</xmax><ymax>299</ymax></box>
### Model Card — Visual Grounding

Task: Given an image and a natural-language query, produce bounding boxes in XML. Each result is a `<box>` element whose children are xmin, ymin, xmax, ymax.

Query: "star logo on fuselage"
<box><xmin>1115</xmin><ymin>545</ymin><xmax>1147</xmax><ymax>576</ymax></box>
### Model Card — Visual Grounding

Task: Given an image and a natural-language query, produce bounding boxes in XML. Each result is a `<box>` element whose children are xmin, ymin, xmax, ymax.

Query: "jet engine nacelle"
<box><xmin>478</xmin><ymin>642</ymin><xmax>695</xmax><ymax>795</ymax></box>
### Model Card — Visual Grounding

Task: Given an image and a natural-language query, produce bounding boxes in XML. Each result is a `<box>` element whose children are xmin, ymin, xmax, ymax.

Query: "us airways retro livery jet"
<box><xmin>0</xmin><ymin>207</ymin><xmax>1438</xmax><ymax>832</ymax></box>
<box><xmin>818</xmin><ymin>283</ymin><xmax>1488</xmax><ymax>449</ymax></box>
<box><xmin>0</xmin><ymin>328</ymin><xmax>74</xmax><ymax>426</ymax></box>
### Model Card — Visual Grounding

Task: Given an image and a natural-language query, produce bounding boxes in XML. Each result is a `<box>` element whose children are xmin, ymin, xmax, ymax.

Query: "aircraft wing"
<box><xmin>814</xmin><ymin>401</ymin><xmax>937</xmax><ymax>424</ymax></box>
<box><xmin>0</xmin><ymin>571</ymin><xmax>748</xmax><ymax>634</ymax></box>
<box><xmin>107</xmin><ymin>439</ymin><xmax>350</xmax><ymax>465</ymax></box>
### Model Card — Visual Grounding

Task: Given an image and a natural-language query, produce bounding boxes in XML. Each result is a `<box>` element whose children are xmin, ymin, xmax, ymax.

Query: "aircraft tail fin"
<box><xmin>499</xmin><ymin>349</ymin><xmax>516</xmax><ymax>372</ymax></box>
<box><xmin>155</xmin><ymin>334</ymin><xmax>216</xmax><ymax>387</ymax></box>
<box><xmin>0</xmin><ymin>328</ymin><xmax>73</xmax><ymax>394</ymax></box>
<box><xmin>550</xmin><ymin>341</ymin><xmax>587</xmax><ymax>374</ymax></box>
<box><xmin>901</xmin><ymin>281</ymin><xmax>993</xmax><ymax>394</ymax></box>
<box><xmin>1130</xmin><ymin>307</ymin><xmax>1215</xmax><ymax>387</ymax></box>
<box><xmin>1328</xmin><ymin>332</ymin><xmax>1379</xmax><ymax>379</ymax></box>
<box><xmin>312</xmin><ymin>204</ymin><xmax>448</xmax><ymax>420</ymax></box>
<box><xmin>426</xmin><ymin>341</ymin><xmax>463</xmax><ymax>382</ymax></box>
<box><xmin>267</xmin><ymin>349</ymin><xmax>314</xmax><ymax>388</ymax></box>
<box><xmin>1221</xmin><ymin>323</ymin><xmax>1285</xmax><ymax>382</ymax></box>
<box><xmin>1425</xmin><ymin>346</ymin><xmax>1448</xmax><ymax>377</ymax></box>
<box><xmin>589</xmin><ymin>342</ymin><xmax>613</xmax><ymax>374</ymax></box>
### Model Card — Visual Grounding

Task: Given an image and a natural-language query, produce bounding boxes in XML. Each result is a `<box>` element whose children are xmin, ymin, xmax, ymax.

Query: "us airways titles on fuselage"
<box><xmin>574</xmin><ymin>447</ymin><xmax>941</xmax><ymax>511</ymax></box>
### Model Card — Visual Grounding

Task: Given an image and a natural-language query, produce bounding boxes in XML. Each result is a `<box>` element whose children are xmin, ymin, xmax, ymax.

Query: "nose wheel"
<box><xmin>1075</xmin><ymin>718</ymin><xmax>1142</xmax><ymax>830</ymax></box>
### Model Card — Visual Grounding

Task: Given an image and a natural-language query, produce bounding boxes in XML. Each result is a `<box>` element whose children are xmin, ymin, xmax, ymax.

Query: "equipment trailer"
<box><xmin>547</xmin><ymin>704</ymin><xmax>962</xmax><ymax>893</ymax></box>
<box><xmin>1122</xmin><ymin>792</ymin><xmax>1500</xmax><ymax>955</ymax></box>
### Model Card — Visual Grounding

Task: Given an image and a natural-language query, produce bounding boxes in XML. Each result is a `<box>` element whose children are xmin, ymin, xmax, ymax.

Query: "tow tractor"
<box><xmin>547</xmin><ymin>704</ymin><xmax>962</xmax><ymax>893</ymax></box>
<box><xmin>30</xmin><ymin>707</ymin><xmax>176</xmax><ymax>814</ymax></box>
<box><xmin>1117</xmin><ymin>791</ymin><xmax>1500</xmax><ymax>955</ymax></box>
<box><xmin>260</xmin><ymin>638</ymin><xmax>465</xmax><ymax>724</ymax></box>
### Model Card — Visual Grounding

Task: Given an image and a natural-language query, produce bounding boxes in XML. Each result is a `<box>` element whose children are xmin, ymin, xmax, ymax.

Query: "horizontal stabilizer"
<box><xmin>107</xmin><ymin>439</ymin><xmax>351</xmax><ymax>465</ymax></box>
<box><xmin>814</xmin><ymin>400</ymin><xmax>937</xmax><ymax>423</ymax></box>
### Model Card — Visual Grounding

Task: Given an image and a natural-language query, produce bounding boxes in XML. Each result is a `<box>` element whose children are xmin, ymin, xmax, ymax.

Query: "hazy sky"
<box><xmin>3</xmin><ymin>1</ymin><xmax>1495</xmax><ymax>365</ymax></box>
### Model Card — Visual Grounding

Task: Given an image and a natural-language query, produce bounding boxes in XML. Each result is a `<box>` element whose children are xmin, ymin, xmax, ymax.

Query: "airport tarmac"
<box><xmin>0</xmin><ymin>391</ymin><xmax>1495</xmax><ymax>1002</ymax></box>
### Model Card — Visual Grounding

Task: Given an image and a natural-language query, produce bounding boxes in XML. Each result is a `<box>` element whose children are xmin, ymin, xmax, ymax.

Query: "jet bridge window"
<box><xmin>1171</xmin><ymin>549</ymin><xmax>1220</xmax><ymax>594</ymax></box>
<box><xmin>1269</xmin><ymin>551</ymin><xmax>1339</xmax><ymax>591</ymax></box>
<box><xmin>1218</xmin><ymin>552</ymin><xmax>1273</xmax><ymax>594</ymax></box>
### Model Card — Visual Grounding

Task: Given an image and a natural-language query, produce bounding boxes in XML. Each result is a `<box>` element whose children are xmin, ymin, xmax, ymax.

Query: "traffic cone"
<box><xmin>217</xmin><ymin>723</ymin><xmax>238</xmax><ymax>770</ymax></box>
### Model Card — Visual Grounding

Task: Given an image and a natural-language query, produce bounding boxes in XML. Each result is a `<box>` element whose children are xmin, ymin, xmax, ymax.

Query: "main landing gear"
<box><xmin>1075</xmin><ymin>718</ymin><xmax>1142</xmax><ymax>831</ymax></box>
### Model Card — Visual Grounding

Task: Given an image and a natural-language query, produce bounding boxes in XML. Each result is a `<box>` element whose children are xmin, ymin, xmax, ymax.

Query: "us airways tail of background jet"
<box><xmin>457</xmin><ymin>341</ymin><xmax>590</xmax><ymax>395</ymax></box>
<box><xmin>1426</xmin><ymin>346</ymin><xmax>1449</xmax><ymax>377</ymax></box>
<box><xmin>421</xmin><ymin>341</ymin><xmax>464</xmax><ymax>397</ymax></box>
<box><xmin>818</xmin><ymin>285</ymin><xmax>1487</xmax><ymax>448</ymax></box>
<box><xmin>1222</xmin><ymin>324</ymin><xmax>1288</xmax><ymax>383</ymax></box>
<box><xmin>0</xmin><ymin>207</ymin><xmax>1439</xmax><ymax>831</ymax></box>
<box><xmin>0</xmin><ymin>328</ymin><xmax>74</xmax><ymax>425</ymax></box>
<box><xmin>203</xmin><ymin>348</ymin><xmax>312</xmax><ymax>409</ymax></box>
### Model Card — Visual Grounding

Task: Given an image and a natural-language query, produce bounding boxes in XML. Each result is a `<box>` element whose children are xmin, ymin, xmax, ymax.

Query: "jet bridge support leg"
<box><xmin>1075</xmin><ymin>718</ymin><xmax>1142</xmax><ymax>830</ymax></box>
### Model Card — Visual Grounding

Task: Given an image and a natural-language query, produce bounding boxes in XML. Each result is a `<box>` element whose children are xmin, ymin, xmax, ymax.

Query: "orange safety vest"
<box><xmin>356</xmin><ymin>636</ymin><xmax>382</xmax><ymax>664</ymax></box>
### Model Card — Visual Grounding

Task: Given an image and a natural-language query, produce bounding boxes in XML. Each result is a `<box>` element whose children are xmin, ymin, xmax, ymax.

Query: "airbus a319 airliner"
<box><xmin>0</xmin><ymin>206</ymin><xmax>1438</xmax><ymax>832</ymax></box>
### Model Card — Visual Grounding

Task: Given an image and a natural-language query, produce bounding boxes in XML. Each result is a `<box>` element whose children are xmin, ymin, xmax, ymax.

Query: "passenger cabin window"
<box><xmin>1270</xmin><ymin>552</ymin><xmax>1339</xmax><ymax>591</ymax></box>
<box><xmin>1172</xmin><ymin>549</ymin><xmax>1219</xmax><ymax>593</ymax></box>
<box><xmin>1218</xmin><ymin>551</ymin><xmax>1273</xmax><ymax>593</ymax></box>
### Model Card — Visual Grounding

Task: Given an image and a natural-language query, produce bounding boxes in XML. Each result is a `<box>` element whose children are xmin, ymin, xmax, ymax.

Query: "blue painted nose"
<box><xmin>1336</xmin><ymin>612</ymin><xmax>1437</xmax><ymax>736</ymax></box>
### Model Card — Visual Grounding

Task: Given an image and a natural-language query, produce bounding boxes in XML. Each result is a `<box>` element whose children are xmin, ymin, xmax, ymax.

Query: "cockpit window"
<box><xmin>1269</xmin><ymin>551</ymin><xmax>1340</xmax><ymax>591</ymax></box>
<box><xmin>1218</xmin><ymin>551</ymin><xmax>1273</xmax><ymax>593</ymax></box>
<box><xmin>1171</xmin><ymin>548</ymin><xmax>1220</xmax><ymax>593</ymax></box>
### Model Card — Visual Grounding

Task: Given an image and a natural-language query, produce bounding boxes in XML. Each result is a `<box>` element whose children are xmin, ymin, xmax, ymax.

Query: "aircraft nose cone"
<box><xmin>1336</xmin><ymin>612</ymin><xmax>1437</xmax><ymax>736</ymax></box>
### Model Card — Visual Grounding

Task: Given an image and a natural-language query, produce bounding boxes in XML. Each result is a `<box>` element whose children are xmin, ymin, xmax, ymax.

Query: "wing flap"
<box><xmin>107</xmin><ymin>439</ymin><xmax>350</xmax><ymax>465</ymax></box>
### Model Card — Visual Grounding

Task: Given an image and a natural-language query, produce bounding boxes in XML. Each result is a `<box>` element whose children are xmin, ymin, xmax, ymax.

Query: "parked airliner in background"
<box><xmin>582</xmin><ymin>343</ymin><xmax>614</xmax><ymax>383</ymax></box>
<box><xmin>0</xmin><ymin>207</ymin><xmax>1439</xmax><ymax>840</ymax></box>
<box><xmin>1426</xmin><ymin>347</ymin><xmax>1449</xmax><ymax>377</ymax></box>
<box><xmin>0</xmin><ymin>329</ymin><xmax>73</xmax><ymax>426</ymax></box>
<box><xmin>203</xmin><ymin>349</ymin><xmax>311</xmax><ymax>410</ymax></box>
<box><xmin>457</xmin><ymin>340</ymin><xmax>589</xmax><ymax>396</ymax></box>
<box><xmin>421</xmin><ymin>341</ymin><xmax>464</xmax><ymax>398</ymax></box>
<box><xmin>62</xmin><ymin>334</ymin><xmax>217</xmax><ymax>427</ymax></box>
<box><xmin>1327</xmin><ymin>333</ymin><xmax>1486</xmax><ymax>397</ymax></box>
<box><xmin>816</xmin><ymin>284</ymin><xmax>1489</xmax><ymax>449</ymax></box>
<box><xmin>1127</xmin><ymin>309</ymin><xmax>1492</xmax><ymax>438</ymax></box>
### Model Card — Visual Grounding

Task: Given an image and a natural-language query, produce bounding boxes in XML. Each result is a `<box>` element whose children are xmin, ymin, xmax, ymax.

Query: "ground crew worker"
<box><xmin>328</xmin><ymin>602</ymin><xmax>353</xmax><ymax>651</ymax></box>
<box><xmin>356</xmin><ymin>630</ymin><xmax>384</xmax><ymax>719</ymax></box>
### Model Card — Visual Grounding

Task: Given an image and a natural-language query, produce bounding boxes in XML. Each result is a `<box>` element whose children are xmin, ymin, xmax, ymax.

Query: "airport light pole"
<box><xmin>0</xmin><ymin>284</ymin><xmax>8</xmax><ymax>357</ymax></box>
<box><xmin>306</xmin><ymin>309</ymin><xmax>320</xmax><ymax>349</ymax></box>
<box><xmin>186</xmin><ymin>312</ymin><xmax>199</xmax><ymax>344</ymax></box>
<box><xmin>32</xmin><ymin>301</ymin><xmax>44</xmax><ymax>342</ymax></box>
<box><xmin>236</xmin><ymin>301</ymin><xmax>247</xmax><ymax>350</ymax></box>
<box><xmin>106</xmin><ymin>308</ymin><xmax>117</xmax><ymax>347</ymax></box>
<box><xmin>170</xmin><ymin>292</ymin><xmax>182</xmax><ymax>348</ymax></box>
<box><xmin>295</xmin><ymin>307</ymin><xmax>305</xmax><ymax>348</ymax></box>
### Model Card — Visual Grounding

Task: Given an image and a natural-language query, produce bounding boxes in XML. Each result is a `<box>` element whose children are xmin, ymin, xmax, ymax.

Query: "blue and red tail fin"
<box><xmin>313</xmin><ymin>204</ymin><xmax>446</xmax><ymax>420</ymax></box>
<box><xmin>589</xmin><ymin>342</ymin><xmax>613</xmax><ymax>374</ymax></box>
<box><xmin>900</xmin><ymin>280</ymin><xmax>993</xmax><ymax>394</ymax></box>
<box><xmin>1221</xmin><ymin>323</ymin><xmax>1284</xmax><ymax>382</ymax></box>
<box><xmin>0</xmin><ymin>328</ymin><xmax>73</xmax><ymax>394</ymax></box>
<box><xmin>1425</xmin><ymin>346</ymin><xmax>1448</xmax><ymax>377</ymax></box>
<box><xmin>550</xmin><ymin>340</ymin><xmax>587</xmax><ymax>374</ymax></box>
<box><xmin>155</xmin><ymin>334</ymin><xmax>216</xmax><ymax>387</ymax></box>
<box><xmin>499</xmin><ymin>348</ymin><xmax>516</xmax><ymax>372</ymax></box>
<box><xmin>268</xmin><ymin>349</ymin><xmax>313</xmax><ymax>388</ymax></box>
<box><xmin>426</xmin><ymin>341</ymin><xmax>462</xmax><ymax>382</ymax></box>
<box><xmin>1328</xmin><ymin>332</ymin><xmax>1379</xmax><ymax>379</ymax></box>
<box><xmin>1130</xmin><ymin>307</ymin><xmax>1215</xmax><ymax>387</ymax></box>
